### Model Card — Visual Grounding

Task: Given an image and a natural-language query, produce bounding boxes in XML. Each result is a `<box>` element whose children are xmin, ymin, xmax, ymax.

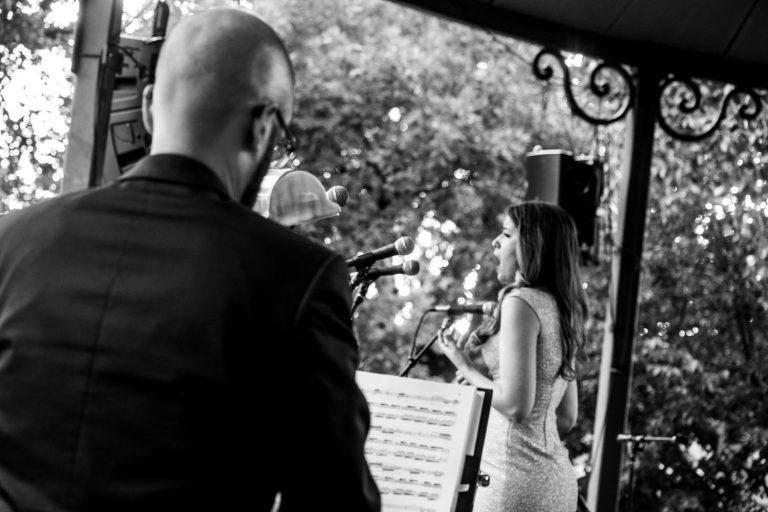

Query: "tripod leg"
<box><xmin>577</xmin><ymin>491</ymin><xmax>592</xmax><ymax>512</ymax></box>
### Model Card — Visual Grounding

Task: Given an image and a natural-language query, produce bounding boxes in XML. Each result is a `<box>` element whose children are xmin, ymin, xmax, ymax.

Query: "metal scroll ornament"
<box><xmin>656</xmin><ymin>76</ymin><xmax>764</xmax><ymax>142</ymax></box>
<box><xmin>533</xmin><ymin>48</ymin><xmax>635</xmax><ymax>126</ymax></box>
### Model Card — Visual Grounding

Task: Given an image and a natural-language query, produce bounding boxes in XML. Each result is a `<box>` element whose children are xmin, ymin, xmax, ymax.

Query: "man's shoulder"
<box><xmin>223</xmin><ymin>212</ymin><xmax>350</xmax><ymax>297</ymax></box>
<box><xmin>0</xmin><ymin>189</ymin><xmax>91</xmax><ymax>230</ymax></box>
<box><xmin>253</xmin><ymin>215</ymin><xmax>339</xmax><ymax>258</ymax></box>
<box><xmin>223</xmin><ymin>205</ymin><xmax>342</xmax><ymax>262</ymax></box>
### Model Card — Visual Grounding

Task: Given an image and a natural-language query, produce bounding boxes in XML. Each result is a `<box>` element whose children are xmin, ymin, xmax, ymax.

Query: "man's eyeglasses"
<box><xmin>271</xmin><ymin>107</ymin><xmax>297</xmax><ymax>169</ymax></box>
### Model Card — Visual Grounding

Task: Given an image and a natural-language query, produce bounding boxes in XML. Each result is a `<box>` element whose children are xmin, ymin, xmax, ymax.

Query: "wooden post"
<box><xmin>586</xmin><ymin>65</ymin><xmax>660</xmax><ymax>512</ymax></box>
<box><xmin>61</xmin><ymin>0</ymin><xmax>123</xmax><ymax>194</ymax></box>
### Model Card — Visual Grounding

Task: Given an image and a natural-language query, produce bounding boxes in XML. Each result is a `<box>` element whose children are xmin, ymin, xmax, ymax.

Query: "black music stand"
<box><xmin>455</xmin><ymin>386</ymin><xmax>493</xmax><ymax>512</ymax></box>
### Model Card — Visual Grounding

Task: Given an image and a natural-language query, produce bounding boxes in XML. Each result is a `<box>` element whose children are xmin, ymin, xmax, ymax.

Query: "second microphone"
<box><xmin>346</xmin><ymin>236</ymin><xmax>415</xmax><ymax>269</ymax></box>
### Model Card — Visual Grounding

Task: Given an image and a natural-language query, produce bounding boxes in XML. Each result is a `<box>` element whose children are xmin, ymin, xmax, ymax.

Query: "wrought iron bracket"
<box><xmin>530</xmin><ymin>47</ymin><xmax>766</xmax><ymax>142</ymax></box>
<box><xmin>530</xmin><ymin>47</ymin><xmax>766</xmax><ymax>141</ymax></box>
<box><xmin>532</xmin><ymin>47</ymin><xmax>635</xmax><ymax>126</ymax></box>
<box><xmin>656</xmin><ymin>75</ymin><xmax>764</xmax><ymax>142</ymax></box>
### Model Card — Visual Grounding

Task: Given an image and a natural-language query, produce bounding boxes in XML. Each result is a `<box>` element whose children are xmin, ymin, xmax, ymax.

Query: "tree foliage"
<box><xmin>623</xmin><ymin>89</ymin><xmax>768</xmax><ymax>510</ymax></box>
<box><xmin>0</xmin><ymin>0</ymin><xmax>72</xmax><ymax>211</ymax></box>
<box><xmin>1</xmin><ymin>1</ymin><xmax>767</xmax><ymax>510</ymax></box>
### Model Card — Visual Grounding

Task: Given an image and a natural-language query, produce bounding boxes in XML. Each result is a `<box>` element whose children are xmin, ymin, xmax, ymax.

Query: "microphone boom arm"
<box><xmin>400</xmin><ymin>318</ymin><xmax>453</xmax><ymax>377</ymax></box>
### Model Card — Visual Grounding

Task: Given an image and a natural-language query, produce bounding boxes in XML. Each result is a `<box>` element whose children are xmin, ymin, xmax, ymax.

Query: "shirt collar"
<box><xmin>117</xmin><ymin>154</ymin><xmax>231</xmax><ymax>200</ymax></box>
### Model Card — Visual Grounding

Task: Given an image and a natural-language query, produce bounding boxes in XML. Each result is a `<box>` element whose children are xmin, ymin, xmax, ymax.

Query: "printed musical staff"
<box><xmin>356</xmin><ymin>371</ymin><xmax>487</xmax><ymax>512</ymax></box>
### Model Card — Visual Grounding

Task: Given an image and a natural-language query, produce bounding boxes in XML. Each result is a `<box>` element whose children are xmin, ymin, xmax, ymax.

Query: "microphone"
<box><xmin>346</xmin><ymin>236</ymin><xmax>415</xmax><ymax>269</ymax></box>
<box><xmin>152</xmin><ymin>1</ymin><xmax>169</xmax><ymax>38</ymax></box>
<box><xmin>326</xmin><ymin>186</ymin><xmax>349</xmax><ymax>207</ymax></box>
<box><xmin>616</xmin><ymin>434</ymin><xmax>687</xmax><ymax>444</ymax></box>
<box><xmin>364</xmin><ymin>261</ymin><xmax>420</xmax><ymax>280</ymax></box>
<box><xmin>430</xmin><ymin>301</ymin><xmax>496</xmax><ymax>315</ymax></box>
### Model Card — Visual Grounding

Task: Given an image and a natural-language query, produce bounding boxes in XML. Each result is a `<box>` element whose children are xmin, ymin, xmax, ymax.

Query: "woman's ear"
<box><xmin>141</xmin><ymin>84</ymin><xmax>155</xmax><ymax>135</ymax></box>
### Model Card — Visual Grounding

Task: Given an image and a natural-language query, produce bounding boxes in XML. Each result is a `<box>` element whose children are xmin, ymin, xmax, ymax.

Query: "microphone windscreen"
<box><xmin>326</xmin><ymin>186</ymin><xmax>349</xmax><ymax>207</ymax></box>
<box><xmin>394</xmin><ymin>236</ymin><xmax>415</xmax><ymax>256</ymax></box>
<box><xmin>402</xmin><ymin>260</ymin><xmax>420</xmax><ymax>276</ymax></box>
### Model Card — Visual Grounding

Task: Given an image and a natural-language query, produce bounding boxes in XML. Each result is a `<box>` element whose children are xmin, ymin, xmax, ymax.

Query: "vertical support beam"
<box><xmin>61</xmin><ymin>0</ymin><xmax>123</xmax><ymax>194</ymax></box>
<box><xmin>586</xmin><ymin>66</ymin><xmax>660</xmax><ymax>512</ymax></box>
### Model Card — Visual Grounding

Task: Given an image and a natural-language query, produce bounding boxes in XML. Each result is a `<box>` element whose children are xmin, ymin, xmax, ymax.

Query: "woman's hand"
<box><xmin>437</xmin><ymin>322</ymin><xmax>469</xmax><ymax>369</ymax></box>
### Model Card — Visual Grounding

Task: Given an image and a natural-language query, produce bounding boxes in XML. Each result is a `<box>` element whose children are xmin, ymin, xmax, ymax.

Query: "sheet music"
<box><xmin>356</xmin><ymin>371</ymin><xmax>482</xmax><ymax>512</ymax></box>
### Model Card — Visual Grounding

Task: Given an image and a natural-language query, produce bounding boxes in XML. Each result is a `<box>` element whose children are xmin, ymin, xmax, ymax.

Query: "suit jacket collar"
<box><xmin>118</xmin><ymin>154</ymin><xmax>231</xmax><ymax>200</ymax></box>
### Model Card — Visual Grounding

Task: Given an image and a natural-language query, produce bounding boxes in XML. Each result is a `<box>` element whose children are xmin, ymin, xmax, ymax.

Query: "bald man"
<box><xmin>0</xmin><ymin>8</ymin><xmax>380</xmax><ymax>512</ymax></box>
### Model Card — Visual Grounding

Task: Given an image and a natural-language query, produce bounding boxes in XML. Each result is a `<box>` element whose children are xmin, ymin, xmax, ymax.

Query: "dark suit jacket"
<box><xmin>0</xmin><ymin>155</ymin><xmax>380</xmax><ymax>512</ymax></box>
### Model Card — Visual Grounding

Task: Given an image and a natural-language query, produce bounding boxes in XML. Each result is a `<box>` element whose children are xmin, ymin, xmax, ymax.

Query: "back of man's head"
<box><xmin>148</xmin><ymin>8</ymin><xmax>294</xmax><ymax>155</ymax></box>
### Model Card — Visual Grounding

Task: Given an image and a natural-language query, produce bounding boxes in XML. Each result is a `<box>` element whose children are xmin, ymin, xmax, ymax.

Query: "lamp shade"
<box><xmin>254</xmin><ymin>168</ymin><xmax>342</xmax><ymax>227</ymax></box>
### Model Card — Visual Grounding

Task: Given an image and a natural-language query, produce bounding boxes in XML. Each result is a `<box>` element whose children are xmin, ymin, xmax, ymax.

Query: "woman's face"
<box><xmin>492</xmin><ymin>215</ymin><xmax>522</xmax><ymax>284</ymax></box>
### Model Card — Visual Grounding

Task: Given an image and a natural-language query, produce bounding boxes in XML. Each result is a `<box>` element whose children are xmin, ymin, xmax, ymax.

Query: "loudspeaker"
<box><xmin>524</xmin><ymin>149</ymin><xmax>603</xmax><ymax>249</ymax></box>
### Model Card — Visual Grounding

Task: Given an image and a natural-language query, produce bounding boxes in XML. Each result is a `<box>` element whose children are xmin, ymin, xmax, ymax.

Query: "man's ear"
<box><xmin>249</xmin><ymin>103</ymin><xmax>277</xmax><ymax>157</ymax></box>
<box><xmin>237</xmin><ymin>104</ymin><xmax>278</xmax><ymax>207</ymax></box>
<box><xmin>141</xmin><ymin>84</ymin><xmax>154</xmax><ymax>135</ymax></box>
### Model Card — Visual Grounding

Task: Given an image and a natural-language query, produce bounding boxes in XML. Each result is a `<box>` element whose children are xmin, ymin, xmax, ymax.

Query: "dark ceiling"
<box><xmin>387</xmin><ymin>0</ymin><xmax>768</xmax><ymax>89</ymax></box>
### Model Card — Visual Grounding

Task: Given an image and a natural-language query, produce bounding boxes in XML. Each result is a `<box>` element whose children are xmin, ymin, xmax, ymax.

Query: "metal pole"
<box><xmin>586</xmin><ymin>65</ymin><xmax>660</xmax><ymax>512</ymax></box>
<box><xmin>61</xmin><ymin>0</ymin><xmax>123</xmax><ymax>194</ymax></box>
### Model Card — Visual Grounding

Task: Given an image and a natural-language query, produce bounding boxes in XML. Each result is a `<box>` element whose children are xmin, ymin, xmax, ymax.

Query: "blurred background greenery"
<box><xmin>1</xmin><ymin>1</ymin><xmax>767</xmax><ymax>510</ymax></box>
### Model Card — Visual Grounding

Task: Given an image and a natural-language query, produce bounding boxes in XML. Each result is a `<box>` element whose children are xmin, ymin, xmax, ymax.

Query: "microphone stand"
<box><xmin>399</xmin><ymin>332</ymin><xmax>437</xmax><ymax>377</ymax></box>
<box><xmin>577</xmin><ymin>492</ymin><xmax>593</xmax><ymax>512</ymax></box>
<box><xmin>624</xmin><ymin>437</ymin><xmax>645</xmax><ymax>512</ymax></box>
<box><xmin>349</xmin><ymin>263</ymin><xmax>376</xmax><ymax>319</ymax></box>
<box><xmin>619</xmin><ymin>434</ymin><xmax>678</xmax><ymax>512</ymax></box>
<box><xmin>349</xmin><ymin>265</ymin><xmax>373</xmax><ymax>289</ymax></box>
<box><xmin>350</xmin><ymin>279</ymin><xmax>373</xmax><ymax>319</ymax></box>
<box><xmin>399</xmin><ymin>318</ymin><xmax>452</xmax><ymax>377</ymax></box>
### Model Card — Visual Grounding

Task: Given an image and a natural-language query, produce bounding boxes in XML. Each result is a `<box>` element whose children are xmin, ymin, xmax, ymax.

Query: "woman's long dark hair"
<box><xmin>467</xmin><ymin>201</ymin><xmax>588</xmax><ymax>380</ymax></box>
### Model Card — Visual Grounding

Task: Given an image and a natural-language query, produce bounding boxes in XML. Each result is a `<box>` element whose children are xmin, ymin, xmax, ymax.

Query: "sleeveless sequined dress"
<box><xmin>472</xmin><ymin>287</ymin><xmax>577</xmax><ymax>512</ymax></box>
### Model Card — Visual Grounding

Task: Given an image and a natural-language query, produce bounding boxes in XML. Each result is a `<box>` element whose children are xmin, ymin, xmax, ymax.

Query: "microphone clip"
<box><xmin>349</xmin><ymin>261</ymin><xmax>420</xmax><ymax>289</ymax></box>
<box><xmin>349</xmin><ymin>265</ymin><xmax>375</xmax><ymax>289</ymax></box>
